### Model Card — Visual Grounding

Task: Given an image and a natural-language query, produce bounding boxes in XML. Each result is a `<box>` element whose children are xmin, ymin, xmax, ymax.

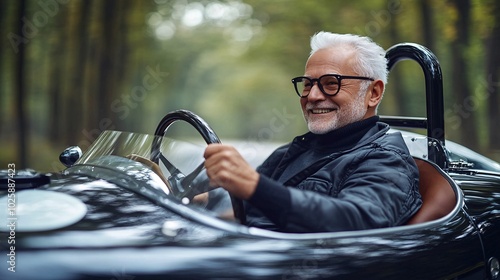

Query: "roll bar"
<box><xmin>381</xmin><ymin>43</ymin><xmax>447</xmax><ymax>168</ymax></box>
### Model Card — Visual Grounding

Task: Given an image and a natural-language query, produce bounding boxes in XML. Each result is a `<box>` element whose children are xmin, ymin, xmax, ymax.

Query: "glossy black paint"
<box><xmin>454</xmin><ymin>170</ymin><xmax>500</xmax><ymax>270</ymax></box>
<box><xmin>0</xmin><ymin>169</ymin><xmax>497</xmax><ymax>279</ymax></box>
<box><xmin>383</xmin><ymin>43</ymin><xmax>446</xmax><ymax>168</ymax></box>
<box><xmin>59</xmin><ymin>146</ymin><xmax>83</xmax><ymax>167</ymax></box>
<box><xmin>0</xmin><ymin>169</ymin><xmax>50</xmax><ymax>189</ymax></box>
<box><xmin>0</xmin><ymin>170</ymin><xmax>497</xmax><ymax>279</ymax></box>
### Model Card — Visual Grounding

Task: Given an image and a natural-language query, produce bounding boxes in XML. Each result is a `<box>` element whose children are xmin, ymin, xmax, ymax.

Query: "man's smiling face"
<box><xmin>300</xmin><ymin>45</ymin><xmax>373</xmax><ymax>134</ymax></box>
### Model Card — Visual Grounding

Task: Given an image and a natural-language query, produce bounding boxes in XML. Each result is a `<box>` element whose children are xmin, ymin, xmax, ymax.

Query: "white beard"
<box><xmin>304</xmin><ymin>92</ymin><xmax>367</xmax><ymax>134</ymax></box>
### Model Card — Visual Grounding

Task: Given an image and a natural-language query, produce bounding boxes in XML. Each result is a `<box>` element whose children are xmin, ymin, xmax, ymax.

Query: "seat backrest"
<box><xmin>406</xmin><ymin>158</ymin><xmax>456</xmax><ymax>225</ymax></box>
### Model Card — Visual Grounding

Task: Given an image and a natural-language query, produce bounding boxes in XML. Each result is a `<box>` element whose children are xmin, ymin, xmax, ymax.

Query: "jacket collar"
<box><xmin>296</xmin><ymin>116</ymin><xmax>384</xmax><ymax>151</ymax></box>
<box><xmin>282</xmin><ymin>118</ymin><xmax>391</xmax><ymax>186</ymax></box>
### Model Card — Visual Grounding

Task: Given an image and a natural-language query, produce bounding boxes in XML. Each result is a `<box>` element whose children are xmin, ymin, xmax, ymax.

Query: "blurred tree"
<box><xmin>486</xmin><ymin>0</ymin><xmax>500</xmax><ymax>150</ymax></box>
<box><xmin>419</xmin><ymin>0</ymin><xmax>435</xmax><ymax>52</ymax></box>
<box><xmin>14</xmin><ymin>0</ymin><xmax>28</xmax><ymax>168</ymax></box>
<box><xmin>386</xmin><ymin>1</ymin><xmax>405</xmax><ymax>116</ymax></box>
<box><xmin>1</xmin><ymin>0</ymin><xmax>500</xmax><ymax>171</ymax></box>
<box><xmin>448</xmin><ymin>0</ymin><xmax>477</xmax><ymax>148</ymax></box>
<box><xmin>47</xmin><ymin>0</ymin><xmax>66</xmax><ymax>144</ymax></box>
<box><xmin>65</xmin><ymin>0</ymin><xmax>91</xmax><ymax>145</ymax></box>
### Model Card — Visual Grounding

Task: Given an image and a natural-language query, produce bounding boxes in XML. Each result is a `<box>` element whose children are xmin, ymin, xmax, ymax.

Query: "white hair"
<box><xmin>309</xmin><ymin>31</ymin><xmax>388</xmax><ymax>86</ymax></box>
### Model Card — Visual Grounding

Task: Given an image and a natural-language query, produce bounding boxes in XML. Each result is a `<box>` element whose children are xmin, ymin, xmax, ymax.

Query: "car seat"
<box><xmin>406</xmin><ymin>158</ymin><xmax>457</xmax><ymax>224</ymax></box>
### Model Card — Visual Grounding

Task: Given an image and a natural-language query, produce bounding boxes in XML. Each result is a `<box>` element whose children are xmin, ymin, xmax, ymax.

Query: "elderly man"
<box><xmin>203</xmin><ymin>31</ymin><xmax>422</xmax><ymax>233</ymax></box>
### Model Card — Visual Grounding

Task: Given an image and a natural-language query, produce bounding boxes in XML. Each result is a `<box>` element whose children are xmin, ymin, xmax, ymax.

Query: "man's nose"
<box><xmin>307</xmin><ymin>82</ymin><xmax>326</xmax><ymax>101</ymax></box>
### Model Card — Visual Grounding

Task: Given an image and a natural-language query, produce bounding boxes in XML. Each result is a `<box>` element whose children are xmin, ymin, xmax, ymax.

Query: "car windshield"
<box><xmin>66</xmin><ymin>130</ymin><xmax>237</xmax><ymax>222</ymax></box>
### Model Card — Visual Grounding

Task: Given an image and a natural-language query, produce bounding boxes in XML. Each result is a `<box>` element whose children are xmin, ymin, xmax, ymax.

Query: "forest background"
<box><xmin>1</xmin><ymin>0</ymin><xmax>500</xmax><ymax>172</ymax></box>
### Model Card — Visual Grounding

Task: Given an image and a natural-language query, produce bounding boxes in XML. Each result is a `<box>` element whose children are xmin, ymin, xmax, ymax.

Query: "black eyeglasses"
<box><xmin>291</xmin><ymin>74</ymin><xmax>374</xmax><ymax>97</ymax></box>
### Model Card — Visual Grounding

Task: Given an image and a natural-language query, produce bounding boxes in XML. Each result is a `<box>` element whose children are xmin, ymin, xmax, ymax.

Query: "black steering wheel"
<box><xmin>151</xmin><ymin>109</ymin><xmax>246</xmax><ymax>224</ymax></box>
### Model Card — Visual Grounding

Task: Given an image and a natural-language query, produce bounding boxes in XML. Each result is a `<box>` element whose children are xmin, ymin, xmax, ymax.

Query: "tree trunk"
<box><xmin>449</xmin><ymin>0</ymin><xmax>477</xmax><ymax>149</ymax></box>
<box><xmin>96</xmin><ymin>0</ymin><xmax>119</xmax><ymax>132</ymax></box>
<box><xmin>387</xmin><ymin>2</ymin><xmax>405</xmax><ymax>116</ymax></box>
<box><xmin>48</xmin><ymin>1</ymin><xmax>66</xmax><ymax>144</ymax></box>
<box><xmin>67</xmin><ymin>0</ymin><xmax>92</xmax><ymax>145</ymax></box>
<box><xmin>419</xmin><ymin>0</ymin><xmax>435</xmax><ymax>52</ymax></box>
<box><xmin>486</xmin><ymin>1</ymin><xmax>500</xmax><ymax>150</ymax></box>
<box><xmin>15</xmin><ymin>0</ymin><xmax>28</xmax><ymax>168</ymax></box>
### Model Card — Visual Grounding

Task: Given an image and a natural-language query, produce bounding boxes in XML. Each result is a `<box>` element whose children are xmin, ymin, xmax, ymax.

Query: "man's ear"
<box><xmin>367</xmin><ymin>80</ymin><xmax>384</xmax><ymax>108</ymax></box>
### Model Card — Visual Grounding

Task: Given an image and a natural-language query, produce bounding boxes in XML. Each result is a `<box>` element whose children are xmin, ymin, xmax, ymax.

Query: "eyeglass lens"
<box><xmin>296</xmin><ymin>75</ymin><xmax>340</xmax><ymax>96</ymax></box>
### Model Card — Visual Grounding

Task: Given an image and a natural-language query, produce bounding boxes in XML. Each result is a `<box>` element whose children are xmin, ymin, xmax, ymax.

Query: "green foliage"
<box><xmin>1</xmin><ymin>0</ymin><xmax>499</xmax><ymax>171</ymax></box>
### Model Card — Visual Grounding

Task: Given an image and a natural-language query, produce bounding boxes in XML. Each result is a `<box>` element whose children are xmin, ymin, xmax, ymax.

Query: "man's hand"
<box><xmin>203</xmin><ymin>144</ymin><xmax>259</xmax><ymax>200</ymax></box>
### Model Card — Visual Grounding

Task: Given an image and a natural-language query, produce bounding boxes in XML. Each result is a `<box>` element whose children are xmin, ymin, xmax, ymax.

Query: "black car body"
<box><xmin>1</xmin><ymin>43</ymin><xmax>500</xmax><ymax>280</ymax></box>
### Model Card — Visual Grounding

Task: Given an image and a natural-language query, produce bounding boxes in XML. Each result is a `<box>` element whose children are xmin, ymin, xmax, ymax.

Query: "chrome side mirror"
<box><xmin>59</xmin><ymin>146</ymin><xmax>82</xmax><ymax>167</ymax></box>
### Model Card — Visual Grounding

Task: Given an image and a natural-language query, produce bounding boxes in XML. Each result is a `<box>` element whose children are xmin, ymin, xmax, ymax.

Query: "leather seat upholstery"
<box><xmin>406</xmin><ymin>158</ymin><xmax>457</xmax><ymax>225</ymax></box>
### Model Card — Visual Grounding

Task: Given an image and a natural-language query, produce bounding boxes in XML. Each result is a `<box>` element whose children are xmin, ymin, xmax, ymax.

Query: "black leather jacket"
<box><xmin>245</xmin><ymin>116</ymin><xmax>422</xmax><ymax>233</ymax></box>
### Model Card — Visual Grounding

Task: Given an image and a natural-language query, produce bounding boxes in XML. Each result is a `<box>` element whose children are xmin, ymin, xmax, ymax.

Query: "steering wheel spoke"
<box><xmin>159</xmin><ymin>153</ymin><xmax>182</xmax><ymax>176</ymax></box>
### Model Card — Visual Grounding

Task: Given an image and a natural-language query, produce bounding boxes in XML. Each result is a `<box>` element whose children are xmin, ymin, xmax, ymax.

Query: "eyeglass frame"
<box><xmin>291</xmin><ymin>74</ymin><xmax>375</xmax><ymax>98</ymax></box>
